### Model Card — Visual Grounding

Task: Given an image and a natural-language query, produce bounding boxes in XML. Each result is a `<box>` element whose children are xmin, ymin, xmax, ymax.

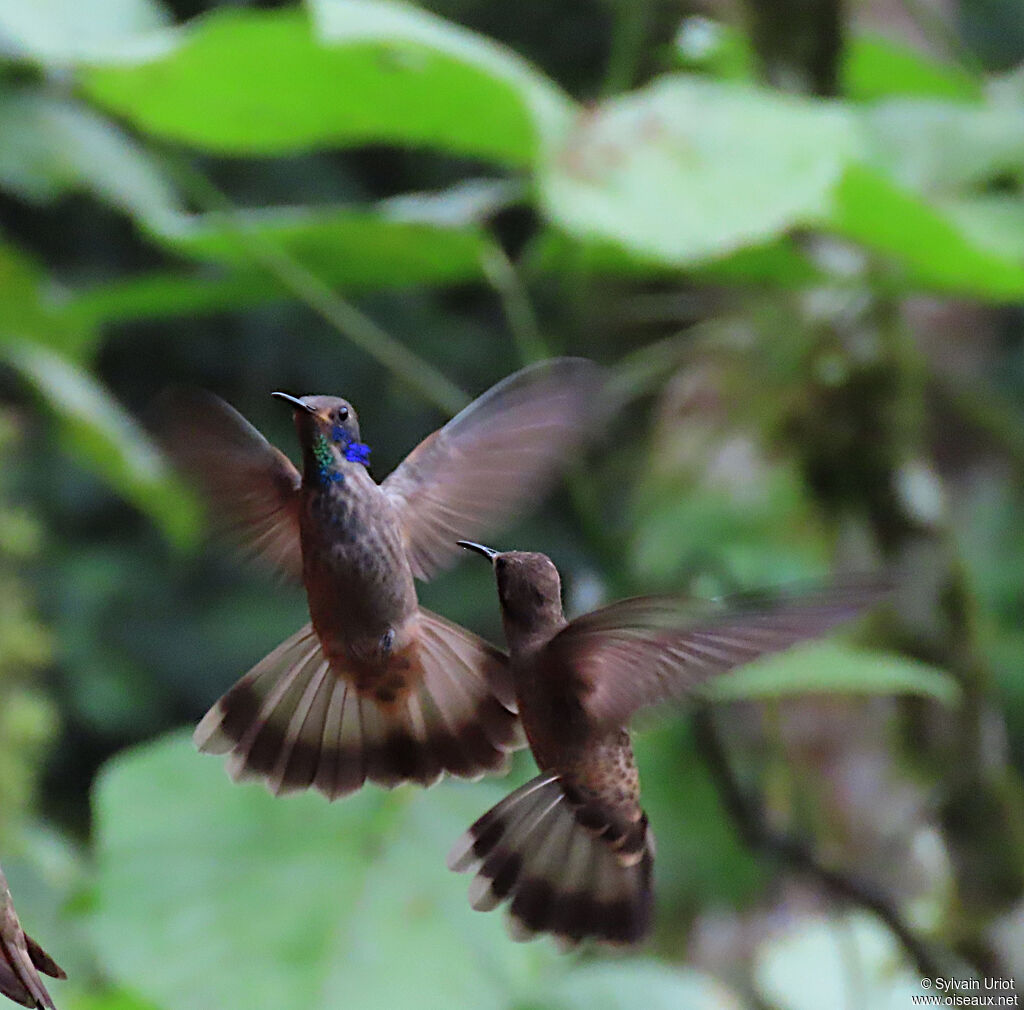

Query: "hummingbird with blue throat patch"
<box><xmin>449</xmin><ymin>543</ymin><xmax>886</xmax><ymax>946</ymax></box>
<box><xmin>160</xmin><ymin>359</ymin><xmax>602</xmax><ymax>799</ymax></box>
<box><xmin>0</xmin><ymin>867</ymin><xmax>64</xmax><ymax>1009</ymax></box>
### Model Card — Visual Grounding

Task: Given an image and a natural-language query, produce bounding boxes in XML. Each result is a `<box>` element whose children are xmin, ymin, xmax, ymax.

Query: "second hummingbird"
<box><xmin>160</xmin><ymin>359</ymin><xmax>602</xmax><ymax>799</ymax></box>
<box><xmin>450</xmin><ymin>544</ymin><xmax>887</xmax><ymax>946</ymax></box>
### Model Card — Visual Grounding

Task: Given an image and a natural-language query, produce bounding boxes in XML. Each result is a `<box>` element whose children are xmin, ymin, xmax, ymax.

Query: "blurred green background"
<box><xmin>1</xmin><ymin>0</ymin><xmax>1024</xmax><ymax>1006</ymax></box>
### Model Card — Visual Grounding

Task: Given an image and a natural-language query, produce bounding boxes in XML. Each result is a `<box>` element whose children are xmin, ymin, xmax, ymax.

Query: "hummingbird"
<box><xmin>159</xmin><ymin>359</ymin><xmax>602</xmax><ymax>799</ymax></box>
<box><xmin>0</xmin><ymin>867</ymin><xmax>64</xmax><ymax>1009</ymax></box>
<box><xmin>449</xmin><ymin>544</ymin><xmax>887</xmax><ymax>946</ymax></box>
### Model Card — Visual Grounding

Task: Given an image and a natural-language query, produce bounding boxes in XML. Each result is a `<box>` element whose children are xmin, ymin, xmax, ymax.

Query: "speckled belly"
<box><xmin>300</xmin><ymin>476</ymin><xmax>418</xmax><ymax>671</ymax></box>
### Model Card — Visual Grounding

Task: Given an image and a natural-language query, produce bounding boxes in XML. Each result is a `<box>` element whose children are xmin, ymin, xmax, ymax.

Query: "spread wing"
<box><xmin>383</xmin><ymin>358</ymin><xmax>604</xmax><ymax>581</ymax></box>
<box><xmin>544</xmin><ymin>578</ymin><xmax>889</xmax><ymax>731</ymax></box>
<box><xmin>157</xmin><ymin>388</ymin><xmax>303</xmax><ymax>580</ymax></box>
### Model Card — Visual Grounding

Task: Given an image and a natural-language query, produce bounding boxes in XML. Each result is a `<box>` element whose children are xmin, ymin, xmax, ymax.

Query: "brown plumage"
<box><xmin>449</xmin><ymin>544</ymin><xmax>888</xmax><ymax>946</ymax></box>
<box><xmin>0</xmin><ymin>868</ymin><xmax>64</xmax><ymax>1010</ymax></box>
<box><xmin>159</xmin><ymin>359</ymin><xmax>603</xmax><ymax>799</ymax></box>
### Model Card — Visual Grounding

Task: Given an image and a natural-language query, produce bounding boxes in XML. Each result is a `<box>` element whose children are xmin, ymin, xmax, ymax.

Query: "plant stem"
<box><xmin>162</xmin><ymin>156</ymin><xmax>469</xmax><ymax>415</ymax></box>
<box><xmin>693</xmin><ymin>706</ymin><xmax>948</xmax><ymax>980</ymax></box>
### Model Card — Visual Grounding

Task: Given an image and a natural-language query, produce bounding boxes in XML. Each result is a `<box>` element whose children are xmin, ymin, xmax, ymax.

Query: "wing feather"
<box><xmin>157</xmin><ymin>388</ymin><xmax>303</xmax><ymax>580</ymax></box>
<box><xmin>382</xmin><ymin>359</ymin><xmax>603</xmax><ymax>581</ymax></box>
<box><xmin>544</xmin><ymin>578</ymin><xmax>890</xmax><ymax>731</ymax></box>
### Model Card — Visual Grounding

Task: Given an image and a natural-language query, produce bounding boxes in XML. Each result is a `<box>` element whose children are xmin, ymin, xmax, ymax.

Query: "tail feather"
<box><xmin>449</xmin><ymin>774</ymin><xmax>654</xmax><ymax>946</ymax></box>
<box><xmin>0</xmin><ymin>930</ymin><xmax>64</xmax><ymax>1010</ymax></box>
<box><xmin>194</xmin><ymin>611</ymin><xmax>521</xmax><ymax>800</ymax></box>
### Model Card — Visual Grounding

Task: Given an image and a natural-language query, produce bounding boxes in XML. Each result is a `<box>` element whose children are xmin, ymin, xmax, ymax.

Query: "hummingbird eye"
<box><xmin>337</xmin><ymin>406</ymin><xmax>349</xmax><ymax>421</ymax></box>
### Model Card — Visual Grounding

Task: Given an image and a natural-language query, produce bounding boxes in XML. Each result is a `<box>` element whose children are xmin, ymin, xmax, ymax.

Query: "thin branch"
<box><xmin>692</xmin><ymin>705</ymin><xmax>947</xmax><ymax>980</ymax></box>
<box><xmin>162</xmin><ymin>156</ymin><xmax>470</xmax><ymax>415</ymax></box>
<box><xmin>481</xmin><ymin>241</ymin><xmax>551</xmax><ymax>363</ymax></box>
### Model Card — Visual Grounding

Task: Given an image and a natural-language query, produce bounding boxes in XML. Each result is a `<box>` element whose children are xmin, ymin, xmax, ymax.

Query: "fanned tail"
<box><xmin>194</xmin><ymin>609</ymin><xmax>521</xmax><ymax>799</ymax></box>
<box><xmin>448</xmin><ymin>774</ymin><xmax>654</xmax><ymax>946</ymax></box>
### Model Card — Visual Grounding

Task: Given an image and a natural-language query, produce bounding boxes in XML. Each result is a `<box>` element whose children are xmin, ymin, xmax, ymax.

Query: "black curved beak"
<box><xmin>271</xmin><ymin>391</ymin><xmax>316</xmax><ymax>413</ymax></box>
<box><xmin>457</xmin><ymin>540</ymin><xmax>499</xmax><ymax>561</ymax></box>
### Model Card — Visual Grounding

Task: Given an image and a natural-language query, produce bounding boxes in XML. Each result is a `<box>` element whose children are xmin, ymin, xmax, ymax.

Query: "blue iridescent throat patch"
<box><xmin>343</xmin><ymin>441</ymin><xmax>371</xmax><ymax>465</ymax></box>
<box><xmin>329</xmin><ymin>424</ymin><xmax>371</xmax><ymax>467</ymax></box>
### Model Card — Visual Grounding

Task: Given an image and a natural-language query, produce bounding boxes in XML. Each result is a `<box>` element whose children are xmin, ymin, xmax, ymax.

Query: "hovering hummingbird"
<box><xmin>160</xmin><ymin>359</ymin><xmax>602</xmax><ymax>799</ymax></box>
<box><xmin>0</xmin><ymin>868</ymin><xmax>64</xmax><ymax>1009</ymax></box>
<box><xmin>449</xmin><ymin>544</ymin><xmax>887</xmax><ymax>946</ymax></box>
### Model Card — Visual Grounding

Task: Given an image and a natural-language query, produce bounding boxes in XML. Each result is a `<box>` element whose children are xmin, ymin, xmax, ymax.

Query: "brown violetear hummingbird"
<box><xmin>160</xmin><ymin>359</ymin><xmax>602</xmax><ymax>799</ymax></box>
<box><xmin>449</xmin><ymin>543</ymin><xmax>887</xmax><ymax>946</ymax></box>
<box><xmin>0</xmin><ymin>867</ymin><xmax>64</xmax><ymax>1009</ymax></box>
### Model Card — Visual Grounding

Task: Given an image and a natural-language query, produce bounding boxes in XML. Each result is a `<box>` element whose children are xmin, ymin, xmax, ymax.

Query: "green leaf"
<box><xmin>538</xmin><ymin>76</ymin><xmax>859</xmax><ymax>265</ymax></box>
<box><xmin>0</xmin><ymin>238</ymin><xmax>95</xmax><ymax>358</ymax></box>
<box><xmin>842</xmin><ymin>34</ymin><xmax>982</xmax><ymax>103</ymax></box>
<box><xmin>862</xmin><ymin>98</ymin><xmax>1024</xmax><ymax>195</ymax></box>
<box><xmin>704</xmin><ymin>642</ymin><xmax>960</xmax><ymax>705</ymax></box>
<box><xmin>0</xmin><ymin>91</ymin><xmax>180</xmax><ymax>221</ymax></box>
<box><xmin>634</xmin><ymin>723</ymin><xmax>766</xmax><ymax>909</ymax></box>
<box><xmin>90</xmin><ymin>733</ymin><xmax>559</xmax><ymax>1010</ymax></box>
<box><xmin>0</xmin><ymin>340</ymin><xmax>197</xmax><ymax>545</ymax></box>
<box><xmin>830</xmin><ymin>165</ymin><xmax>1024</xmax><ymax>300</ymax></box>
<box><xmin>67</xmin><ymin>270</ymin><xmax>287</xmax><ymax>327</ymax></box>
<box><xmin>151</xmin><ymin>185</ymin><xmax>506</xmax><ymax>283</ymax></box>
<box><xmin>68</xmin><ymin>183</ymin><xmax>516</xmax><ymax>324</ymax></box>
<box><xmin>0</xmin><ymin>0</ymin><xmax>169</xmax><ymax>65</ymax></box>
<box><xmin>941</xmin><ymin>195</ymin><xmax>1024</xmax><ymax>261</ymax></box>
<box><xmin>530</xmin><ymin>230</ymin><xmax>821</xmax><ymax>286</ymax></box>
<box><xmin>82</xmin><ymin>6</ymin><xmax>572</xmax><ymax>165</ymax></box>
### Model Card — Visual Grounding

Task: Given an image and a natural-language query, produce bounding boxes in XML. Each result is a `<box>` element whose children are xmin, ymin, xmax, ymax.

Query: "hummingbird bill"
<box><xmin>0</xmin><ymin>868</ymin><xmax>64</xmax><ymax>1009</ymax></box>
<box><xmin>449</xmin><ymin>543</ymin><xmax>888</xmax><ymax>947</ymax></box>
<box><xmin>159</xmin><ymin>359</ymin><xmax>602</xmax><ymax>800</ymax></box>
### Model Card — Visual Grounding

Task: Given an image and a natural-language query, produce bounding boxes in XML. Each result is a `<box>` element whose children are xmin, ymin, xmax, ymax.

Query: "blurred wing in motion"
<box><xmin>546</xmin><ymin>577</ymin><xmax>890</xmax><ymax>732</ymax></box>
<box><xmin>383</xmin><ymin>358</ymin><xmax>604</xmax><ymax>581</ymax></box>
<box><xmin>0</xmin><ymin>869</ymin><xmax>65</xmax><ymax>1009</ymax></box>
<box><xmin>156</xmin><ymin>388</ymin><xmax>303</xmax><ymax>580</ymax></box>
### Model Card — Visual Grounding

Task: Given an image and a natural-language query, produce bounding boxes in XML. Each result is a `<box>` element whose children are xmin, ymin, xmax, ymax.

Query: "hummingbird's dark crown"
<box><xmin>493</xmin><ymin>551</ymin><xmax>564</xmax><ymax>629</ymax></box>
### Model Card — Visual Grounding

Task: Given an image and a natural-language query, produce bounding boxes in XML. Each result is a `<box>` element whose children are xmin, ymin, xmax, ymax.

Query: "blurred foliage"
<box><xmin>0</xmin><ymin>0</ymin><xmax>1023</xmax><ymax>1007</ymax></box>
<box><xmin>0</xmin><ymin>414</ymin><xmax>56</xmax><ymax>845</ymax></box>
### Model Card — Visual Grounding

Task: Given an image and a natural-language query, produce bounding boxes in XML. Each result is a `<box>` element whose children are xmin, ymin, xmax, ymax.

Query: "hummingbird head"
<box><xmin>458</xmin><ymin>542</ymin><xmax>564</xmax><ymax>641</ymax></box>
<box><xmin>271</xmin><ymin>392</ymin><xmax>371</xmax><ymax>473</ymax></box>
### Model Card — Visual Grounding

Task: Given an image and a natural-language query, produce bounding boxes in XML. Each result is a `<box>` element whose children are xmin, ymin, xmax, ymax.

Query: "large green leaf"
<box><xmin>150</xmin><ymin>183</ymin><xmax>508</xmax><ymax>285</ymax></box>
<box><xmin>941</xmin><ymin>195</ymin><xmax>1024</xmax><ymax>261</ymax></box>
<box><xmin>0</xmin><ymin>0</ymin><xmax>169</xmax><ymax>65</ymax></box>
<box><xmin>0</xmin><ymin>91</ymin><xmax>180</xmax><ymax>221</ymax></box>
<box><xmin>90</xmin><ymin>734</ymin><xmax>552</xmax><ymax>1010</ymax></box>
<box><xmin>67</xmin><ymin>271</ymin><xmax>287</xmax><ymax>327</ymax></box>
<box><xmin>862</xmin><ymin>97</ymin><xmax>1024</xmax><ymax>195</ymax></box>
<box><xmin>842</xmin><ymin>35</ymin><xmax>982</xmax><ymax>103</ymax></box>
<box><xmin>0</xmin><ymin>239</ymin><xmax>94</xmax><ymax>358</ymax></box>
<box><xmin>704</xmin><ymin>642</ymin><xmax>960</xmax><ymax>706</ymax></box>
<box><xmin>538</xmin><ymin>76</ymin><xmax>859</xmax><ymax>265</ymax></box>
<box><xmin>830</xmin><ymin>165</ymin><xmax>1024</xmax><ymax>300</ymax></box>
<box><xmin>529</xmin><ymin>230</ymin><xmax>822</xmax><ymax>287</ymax></box>
<box><xmin>82</xmin><ymin>5</ymin><xmax>571</xmax><ymax>165</ymax></box>
<box><xmin>66</xmin><ymin>183</ymin><xmax>514</xmax><ymax>325</ymax></box>
<box><xmin>91</xmin><ymin>732</ymin><xmax>748</xmax><ymax>1010</ymax></box>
